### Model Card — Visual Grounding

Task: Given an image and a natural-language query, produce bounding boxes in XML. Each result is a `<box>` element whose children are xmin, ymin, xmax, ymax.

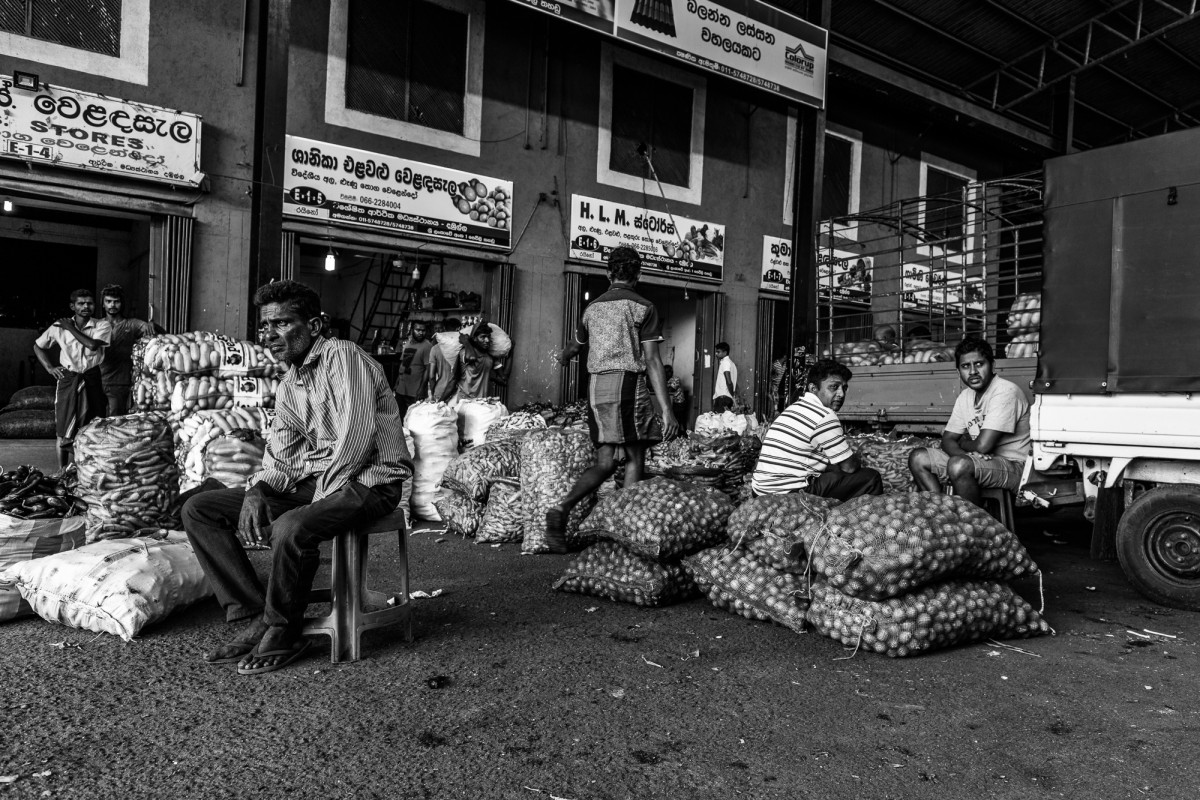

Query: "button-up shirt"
<box><xmin>252</xmin><ymin>336</ymin><xmax>412</xmax><ymax>500</ymax></box>
<box><xmin>34</xmin><ymin>318</ymin><xmax>111</xmax><ymax>372</ymax></box>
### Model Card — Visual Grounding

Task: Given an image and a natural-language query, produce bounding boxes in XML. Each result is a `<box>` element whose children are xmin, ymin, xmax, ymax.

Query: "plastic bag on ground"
<box><xmin>407</xmin><ymin>401</ymin><xmax>460</xmax><ymax>521</ymax></box>
<box><xmin>806</xmin><ymin>579</ymin><xmax>1052</xmax><ymax>657</ymax></box>
<box><xmin>0</xmin><ymin>530</ymin><xmax>212</xmax><ymax>641</ymax></box>
<box><xmin>520</xmin><ymin>428</ymin><xmax>596</xmax><ymax>554</ymax></box>
<box><xmin>579</xmin><ymin>477</ymin><xmax>733</xmax><ymax>562</ymax></box>
<box><xmin>553</xmin><ymin>541</ymin><xmax>698</xmax><ymax>607</ymax></box>
<box><xmin>683</xmin><ymin>545</ymin><xmax>810</xmax><ymax>633</ymax></box>
<box><xmin>475</xmin><ymin>479</ymin><xmax>524</xmax><ymax>544</ymax></box>
<box><xmin>74</xmin><ymin>413</ymin><xmax>180</xmax><ymax>543</ymax></box>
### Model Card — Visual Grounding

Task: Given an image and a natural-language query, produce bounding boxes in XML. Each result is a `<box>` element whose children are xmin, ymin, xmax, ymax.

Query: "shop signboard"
<box><xmin>760</xmin><ymin>236</ymin><xmax>873</xmax><ymax>303</ymax></box>
<box><xmin>569</xmin><ymin>194</ymin><xmax>724</xmax><ymax>281</ymax></box>
<box><xmin>902</xmin><ymin>263</ymin><xmax>985</xmax><ymax>312</ymax></box>
<box><xmin>0</xmin><ymin>79</ymin><xmax>203</xmax><ymax>187</ymax></box>
<box><xmin>282</xmin><ymin>136</ymin><xmax>513</xmax><ymax>250</ymax></box>
<box><xmin>503</xmin><ymin>0</ymin><xmax>826</xmax><ymax>109</ymax></box>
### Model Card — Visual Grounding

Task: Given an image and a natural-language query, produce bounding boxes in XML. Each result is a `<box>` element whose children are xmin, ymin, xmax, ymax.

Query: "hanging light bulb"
<box><xmin>324</xmin><ymin>251</ymin><xmax>335</xmax><ymax>272</ymax></box>
<box><xmin>683</xmin><ymin>286</ymin><xmax>690</xmax><ymax>300</ymax></box>
<box><xmin>412</xmin><ymin>264</ymin><xmax>421</xmax><ymax>281</ymax></box>
<box><xmin>2</xmin><ymin>200</ymin><xmax>12</xmax><ymax>213</ymax></box>
<box><xmin>583</xmin><ymin>291</ymin><xmax>590</xmax><ymax>301</ymax></box>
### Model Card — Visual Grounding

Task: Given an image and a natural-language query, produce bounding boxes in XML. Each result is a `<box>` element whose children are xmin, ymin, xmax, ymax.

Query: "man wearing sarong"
<box><xmin>548</xmin><ymin>246</ymin><xmax>680</xmax><ymax>552</ymax></box>
<box><xmin>182</xmin><ymin>280</ymin><xmax>411</xmax><ymax>676</ymax></box>
<box><xmin>33</xmin><ymin>289</ymin><xmax>111</xmax><ymax>468</ymax></box>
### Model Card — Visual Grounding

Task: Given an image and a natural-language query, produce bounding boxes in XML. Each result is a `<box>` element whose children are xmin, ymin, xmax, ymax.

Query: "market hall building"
<box><xmin>2</xmin><ymin>0</ymin><xmax>1196</xmax><ymax>416</ymax></box>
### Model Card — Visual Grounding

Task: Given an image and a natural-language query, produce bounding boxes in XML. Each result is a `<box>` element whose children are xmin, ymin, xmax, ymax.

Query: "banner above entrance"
<box><xmin>505</xmin><ymin>0</ymin><xmax>826</xmax><ymax>109</ymax></box>
<box><xmin>569</xmin><ymin>194</ymin><xmax>724</xmax><ymax>282</ymax></box>
<box><xmin>282</xmin><ymin>136</ymin><xmax>514</xmax><ymax>251</ymax></box>
<box><xmin>0</xmin><ymin>78</ymin><xmax>203</xmax><ymax>187</ymax></box>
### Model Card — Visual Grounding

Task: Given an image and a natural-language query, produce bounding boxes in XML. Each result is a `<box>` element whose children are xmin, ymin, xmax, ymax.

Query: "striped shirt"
<box><xmin>252</xmin><ymin>335</ymin><xmax>412</xmax><ymax>500</ymax></box>
<box><xmin>752</xmin><ymin>392</ymin><xmax>854</xmax><ymax>495</ymax></box>
<box><xmin>577</xmin><ymin>285</ymin><xmax>663</xmax><ymax>374</ymax></box>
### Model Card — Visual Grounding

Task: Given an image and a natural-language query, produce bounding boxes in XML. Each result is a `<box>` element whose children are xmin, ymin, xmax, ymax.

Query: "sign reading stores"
<box><xmin>761</xmin><ymin>236</ymin><xmax>873</xmax><ymax>303</ymax></box>
<box><xmin>0</xmin><ymin>79</ymin><xmax>202</xmax><ymax>186</ymax></box>
<box><xmin>283</xmin><ymin>136</ymin><xmax>513</xmax><ymax>250</ymax></box>
<box><xmin>505</xmin><ymin>0</ymin><xmax>827</xmax><ymax>109</ymax></box>
<box><xmin>570</xmin><ymin>194</ymin><xmax>724</xmax><ymax>282</ymax></box>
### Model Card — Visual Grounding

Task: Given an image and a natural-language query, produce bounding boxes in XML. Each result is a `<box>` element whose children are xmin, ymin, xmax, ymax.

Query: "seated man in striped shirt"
<box><xmin>751</xmin><ymin>359</ymin><xmax>883</xmax><ymax>501</ymax></box>
<box><xmin>183</xmin><ymin>280</ymin><xmax>411</xmax><ymax>676</ymax></box>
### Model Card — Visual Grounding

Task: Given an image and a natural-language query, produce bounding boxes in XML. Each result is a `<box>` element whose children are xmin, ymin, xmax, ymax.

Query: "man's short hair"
<box><xmin>715</xmin><ymin>342</ymin><xmax>730</xmax><ymax>353</ymax></box>
<box><xmin>607</xmin><ymin>246</ymin><xmax>642</xmax><ymax>283</ymax></box>
<box><xmin>100</xmin><ymin>283</ymin><xmax>124</xmax><ymax>301</ymax></box>
<box><xmin>807</xmin><ymin>358</ymin><xmax>852</xmax><ymax>388</ymax></box>
<box><xmin>954</xmin><ymin>336</ymin><xmax>995</xmax><ymax>366</ymax></box>
<box><xmin>253</xmin><ymin>280</ymin><xmax>321</xmax><ymax>322</ymax></box>
<box><xmin>69</xmin><ymin>289</ymin><xmax>94</xmax><ymax>304</ymax></box>
<box><xmin>713</xmin><ymin>396</ymin><xmax>734</xmax><ymax>413</ymax></box>
<box><xmin>442</xmin><ymin>317</ymin><xmax>462</xmax><ymax>332</ymax></box>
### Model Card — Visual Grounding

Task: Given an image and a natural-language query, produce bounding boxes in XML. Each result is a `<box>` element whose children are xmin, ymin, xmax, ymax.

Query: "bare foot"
<box><xmin>203</xmin><ymin>618</ymin><xmax>270</xmax><ymax>663</ymax></box>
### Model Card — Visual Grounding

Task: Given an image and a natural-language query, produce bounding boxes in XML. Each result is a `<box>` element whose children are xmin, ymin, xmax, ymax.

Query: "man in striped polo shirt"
<box><xmin>751</xmin><ymin>359</ymin><xmax>883</xmax><ymax>501</ymax></box>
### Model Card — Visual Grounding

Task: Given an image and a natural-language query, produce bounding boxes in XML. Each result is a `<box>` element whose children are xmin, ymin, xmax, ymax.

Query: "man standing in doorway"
<box><xmin>453</xmin><ymin>323</ymin><xmax>496</xmax><ymax>401</ymax></box>
<box><xmin>393</xmin><ymin>320</ymin><xmax>433</xmax><ymax>421</ymax></box>
<box><xmin>33</xmin><ymin>289</ymin><xmax>111</xmax><ymax>468</ymax></box>
<box><xmin>550</xmin><ymin>246</ymin><xmax>680</xmax><ymax>552</ymax></box>
<box><xmin>713</xmin><ymin>341</ymin><xmax>738</xmax><ymax>411</ymax></box>
<box><xmin>98</xmin><ymin>284</ymin><xmax>155</xmax><ymax>416</ymax></box>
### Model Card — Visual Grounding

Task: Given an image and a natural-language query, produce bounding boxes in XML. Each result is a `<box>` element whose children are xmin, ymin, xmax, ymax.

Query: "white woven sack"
<box><xmin>0</xmin><ymin>515</ymin><xmax>86</xmax><ymax>621</ymax></box>
<box><xmin>0</xmin><ymin>531</ymin><xmax>212</xmax><ymax>641</ymax></box>
<box><xmin>486</xmin><ymin>323</ymin><xmax>513</xmax><ymax>358</ymax></box>
<box><xmin>407</xmin><ymin>401</ymin><xmax>460</xmax><ymax>521</ymax></box>
<box><xmin>456</xmin><ymin>398</ymin><xmax>509</xmax><ymax>449</ymax></box>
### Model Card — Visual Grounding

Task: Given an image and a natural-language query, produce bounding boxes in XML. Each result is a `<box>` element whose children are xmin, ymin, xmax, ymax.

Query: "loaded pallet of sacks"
<box><xmin>434</xmin><ymin>438</ymin><xmax>522</xmax><ymax>538</ymax></box>
<box><xmin>555</xmin><ymin>478</ymin><xmax>732</xmax><ymax>606</ymax></box>
<box><xmin>132</xmin><ymin>332</ymin><xmax>285</xmax><ymax>413</ymax></box>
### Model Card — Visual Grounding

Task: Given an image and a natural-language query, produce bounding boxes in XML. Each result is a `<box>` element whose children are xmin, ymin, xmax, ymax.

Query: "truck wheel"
<box><xmin>1116</xmin><ymin>485</ymin><xmax>1200</xmax><ymax>611</ymax></box>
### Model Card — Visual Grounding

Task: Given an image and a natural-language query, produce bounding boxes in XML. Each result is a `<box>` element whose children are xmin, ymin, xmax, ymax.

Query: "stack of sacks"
<box><xmin>0</xmin><ymin>386</ymin><xmax>56</xmax><ymax>439</ymax></box>
<box><xmin>407</xmin><ymin>401</ymin><xmax>459</xmax><ymax>521</ymax></box>
<box><xmin>433</xmin><ymin>439</ymin><xmax>522</xmax><ymax>538</ymax></box>
<box><xmin>555</xmin><ymin>478</ymin><xmax>732</xmax><ymax>607</ymax></box>
<box><xmin>132</xmin><ymin>332</ymin><xmax>284</xmax><ymax>415</ymax></box>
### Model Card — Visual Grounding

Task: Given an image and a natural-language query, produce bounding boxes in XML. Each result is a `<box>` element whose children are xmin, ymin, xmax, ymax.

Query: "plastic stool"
<box><xmin>303</xmin><ymin>509</ymin><xmax>412</xmax><ymax>663</ymax></box>
<box><xmin>943</xmin><ymin>485</ymin><xmax>1016</xmax><ymax>530</ymax></box>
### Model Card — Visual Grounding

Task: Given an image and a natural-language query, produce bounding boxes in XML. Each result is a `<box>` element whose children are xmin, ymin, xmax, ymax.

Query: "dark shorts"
<box><xmin>587</xmin><ymin>371</ymin><xmax>662</xmax><ymax>446</ymax></box>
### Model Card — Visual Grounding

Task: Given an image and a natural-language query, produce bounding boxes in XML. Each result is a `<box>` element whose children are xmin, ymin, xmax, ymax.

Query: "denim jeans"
<box><xmin>182</xmin><ymin>476</ymin><xmax>403</xmax><ymax>634</ymax></box>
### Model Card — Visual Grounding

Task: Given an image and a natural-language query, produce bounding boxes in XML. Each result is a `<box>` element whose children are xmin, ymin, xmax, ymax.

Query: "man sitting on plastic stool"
<box><xmin>182</xmin><ymin>280</ymin><xmax>411</xmax><ymax>676</ymax></box>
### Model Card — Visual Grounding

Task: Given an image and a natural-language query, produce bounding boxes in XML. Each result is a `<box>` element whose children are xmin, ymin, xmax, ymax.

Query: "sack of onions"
<box><xmin>579</xmin><ymin>477</ymin><xmax>733</xmax><ymax>562</ymax></box>
<box><xmin>553</xmin><ymin>541</ymin><xmax>698</xmax><ymax>607</ymax></box>
<box><xmin>725</xmin><ymin>493</ymin><xmax>839</xmax><ymax>572</ymax></box>
<box><xmin>520</xmin><ymin>428</ymin><xmax>596</xmax><ymax>554</ymax></box>
<box><xmin>683</xmin><ymin>546</ymin><xmax>811</xmax><ymax>633</ymax></box>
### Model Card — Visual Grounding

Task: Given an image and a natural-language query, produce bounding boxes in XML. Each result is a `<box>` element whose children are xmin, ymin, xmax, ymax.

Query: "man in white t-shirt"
<box><xmin>909</xmin><ymin>337</ymin><xmax>1031</xmax><ymax>508</ymax></box>
<box><xmin>712</xmin><ymin>342</ymin><xmax>738</xmax><ymax>410</ymax></box>
<box><xmin>752</xmin><ymin>359</ymin><xmax>883</xmax><ymax>501</ymax></box>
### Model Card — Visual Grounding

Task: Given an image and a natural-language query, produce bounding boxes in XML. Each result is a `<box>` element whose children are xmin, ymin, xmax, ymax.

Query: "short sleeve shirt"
<box><xmin>713</xmin><ymin>356</ymin><xmax>738</xmax><ymax>399</ymax></box>
<box><xmin>751</xmin><ymin>392</ymin><xmax>854</xmax><ymax>494</ymax></box>
<box><xmin>99</xmin><ymin>317</ymin><xmax>155</xmax><ymax>385</ymax></box>
<box><xmin>577</xmin><ymin>285</ymin><xmax>663</xmax><ymax>374</ymax></box>
<box><xmin>393</xmin><ymin>338</ymin><xmax>433</xmax><ymax>397</ymax></box>
<box><xmin>35</xmin><ymin>318</ymin><xmax>111</xmax><ymax>372</ymax></box>
<box><xmin>946</xmin><ymin>376</ymin><xmax>1032</xmax><ymax>462</ymax></box>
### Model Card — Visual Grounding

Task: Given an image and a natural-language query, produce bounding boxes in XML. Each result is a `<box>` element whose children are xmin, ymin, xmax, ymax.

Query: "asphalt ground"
<box><xmin>0</xmin><ymin>439</ymin><xmax>1197</xmax><ymax>799</ymax></box>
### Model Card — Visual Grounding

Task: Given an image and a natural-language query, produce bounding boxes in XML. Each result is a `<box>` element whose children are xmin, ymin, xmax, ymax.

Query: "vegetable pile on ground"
<box><xmin>0</xmin><ymin>466</ymin><xmax>84</xmax><ymax>520</ymax></box>
<box><xmin>74</xmin><ymin>412</ymin><xmax>180</xmax><ymax>543</ymax></box>
<box><xmin>845</xmin><ymin>432</ymin><xmax>940</xmax><ymax>493</ymax></box>
<box><xmin>520</xmin><ymin>428</ymin><xmax>596</xmax><ymax>553</ymax></box>
<box><xmin>556</xmin><ymin>478</ymin><xmax>731</xmax><ymax>606</ymax></box>
<box><xmin>434</xmin><ymin>439</ymin><xmax>522</xmax><ymax>538</ymax></box>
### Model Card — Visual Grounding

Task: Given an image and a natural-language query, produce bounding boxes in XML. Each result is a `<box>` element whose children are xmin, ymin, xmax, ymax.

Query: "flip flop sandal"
<box><xmin>236</xmin><ymin>637</ymin><xmax>313</xmax><ymax>676</ymax></box>
<box><xmin>203</xmin><ymin>635</ymin><xmax>265</xmax><ymax>665</ymax></box>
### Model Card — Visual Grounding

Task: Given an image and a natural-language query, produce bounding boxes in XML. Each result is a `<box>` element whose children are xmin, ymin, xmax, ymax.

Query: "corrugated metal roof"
<box><xmin>811</xmin><ymin>0</ymin><xmax>1200</xmax><ymax>149</ymax></box>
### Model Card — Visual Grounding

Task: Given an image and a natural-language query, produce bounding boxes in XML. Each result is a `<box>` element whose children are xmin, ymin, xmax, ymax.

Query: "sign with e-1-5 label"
<box><xmin>282</xmin><ymin>135</ymin><xmax>514</xmax><ymax>250</ymax></box>
<box><xmin>761</xmin><ymin>236</ymin><xmax>873</xmax><ymax>303</ymax></box>
<box><xmin>0</xmin><ymin>78</ymin><xmax>203</xmax><ymax>186</ymax></box>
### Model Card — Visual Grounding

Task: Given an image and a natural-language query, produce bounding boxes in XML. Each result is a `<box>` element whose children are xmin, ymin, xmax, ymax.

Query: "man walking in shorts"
<box><xmin>908</xmin><ymin>337</ymin><xmax>1030</xmax><ymax>509</ymax></box>
<box><xmin>549</xmin><ymin>246</ymin><xmax>680</xmax><ymax>551</ymax></box>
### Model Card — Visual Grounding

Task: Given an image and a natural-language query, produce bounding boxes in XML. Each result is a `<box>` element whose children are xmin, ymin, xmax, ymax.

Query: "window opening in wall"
<box><xmin>922</xmin><ymin>166</ymin><xmax>971</xmax><ymax>255</ymax></box>
<box><xmin>608</xmin><ymin>64</ymin><xmax>693</xmax><ymax>187</ymax></box>
<box><xmin>822</xmin><ymin>133</ymin><xmax>853</xmax><ymax>220</ymax></box>
<box><xmin>345</xmin><ymin>0</ymin><xmax>467</xmax><ymax>135</ymax></box>
<box><xmin>0</xmin><ymin>0</ymin><xmax>122</xmax><ymax>56</ymax></box>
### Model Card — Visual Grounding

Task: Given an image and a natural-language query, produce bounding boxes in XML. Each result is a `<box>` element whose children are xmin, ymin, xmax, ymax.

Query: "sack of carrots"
<box><xmin>203</xmin><ymin>432</ymin><xmax>266</xmax><ymax>490</ymax></box>
<box><xmin>74</xmin><ymin>413</ymin><xmax>181</xmax><ymax>543</ymax></box>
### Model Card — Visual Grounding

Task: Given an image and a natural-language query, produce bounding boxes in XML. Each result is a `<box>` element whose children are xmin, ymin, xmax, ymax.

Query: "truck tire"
<box><xmin>1116</xmin><ymin>485</ymin><xmax>1200</xmax><ymax>611</ymax></box>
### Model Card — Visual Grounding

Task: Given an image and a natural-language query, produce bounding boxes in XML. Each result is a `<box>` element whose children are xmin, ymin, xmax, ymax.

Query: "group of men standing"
<box><xmin>392</xmin><ymin>318</ymin><xmax>506</xmax><ymax>421</ymax></box>
<box><xmin>32</xmin><ymin>285</ymin><xmax>155</xmax><ymax>467</ymax></box>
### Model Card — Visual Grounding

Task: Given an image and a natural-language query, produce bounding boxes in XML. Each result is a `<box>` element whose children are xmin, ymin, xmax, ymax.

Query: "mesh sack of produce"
<box><xmin>725</xmin><ymin>493</ymin><xmax>839</xmax><ymax>572</ymax></box>
<box><xmin>202</xmin><ymin>432</ymin><xmax>265</xmax><ymax>490</ymax></box>
<box><xmin>74</xmin><ymin>412</ymin><xmax>181</xmax><ymax>543</ymax></box>
<box><xmin>141</xmin><ymin>332</ymin><xmax>283</xmax><ymax>378</ymax></box>
<box><xmin>553</xmin><ymin>541</ymin><xmax>698</xmax><ymax>607</ymax></box>
<box><xmin>0</xmin><ymin>410</ymin><xmax>56</xmax><ymax>439</ymax></box>
<box><xmin>806</xmin><ymin>579</ymin><xmax>1052</xmax><ymax>658</ymax></box>
<box><xmin>520</xmin><ymin>428</ymin><xmax>596</xmax><ymax>554</ymax></box>
<box><xmin>174</xmin><ymin>407</ymin><xmax>274</xmax><ymax>491</ymax></box>
<box><xmin>440</xmin><ymin>439</ymin><xmax>522</xmax><ymax>502</ymax></box>
<box><xmin>1005</xmin><ymin>292</ymin><xmax>1042</xmax><ymax>336</ymax></box>
<box><xmin>682</xmin><ymin>546</ymin><xmax>810</xmax><ymax>633</ymax></box>
<box><xmin>475</xmin><ymin>478</ymin><xmax>523</xmax><ymax>543</ymax></box>
<box><xmin>485</xmin><ymin>411</ymin><xmax>547</xmax><ymax>443</ymax></box>
<box><xmin>579</xmin><ymin>477</ymin><xmax>733</xmax><ymax>561</ymax></box>
<box><xmin>407</xmin><ymin>401</ymin><xmax>460</xmax><ymax>521</ymax></box>
<box><xmin>0</xmin><ymin>515</ymin><xmax>86</xmax><ymax>621</ymax></box>
<box><xmin>455</xmin><ymin>397</ymin><xmax>509</xmax><ymax>449</ymax></box>
<box><xmin>2</xmin><ymin>385</ymin><xmax>55</xmax><ymax>412</ymax></box>
<box><xmin>0</xmin><ymin>530</ymin><xmax>212</xmax><ymax>641</ymax></box>
<box><xmin>688</xmin><ymin>431</ymin><xmax>749</xmax><ymax>497</ymax></box>
<box><xmin>169</xmin><ymin>374</ymin><xmax>279</xmax><ymax>416</ymax></box>
<box><xmin>433</xmin><ymin>488</ymin><xmax>486</xmax><ymax>538</ymax></box>
<box><xmin>806</xmin><ymin>493</ymin><xmax>1040</xmax><ymax>601</ymax></box>
<box><xmin>846</xmin><ymin>433</ymin><xmax>940</xmax><ymax>493</ymax></box>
